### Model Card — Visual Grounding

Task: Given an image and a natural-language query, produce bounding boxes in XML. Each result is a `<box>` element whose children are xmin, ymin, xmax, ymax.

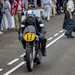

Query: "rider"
<box><xmin>19</xmin><ymin>4</ymin><xmax>47</xmax><ymax>56</ymax></box>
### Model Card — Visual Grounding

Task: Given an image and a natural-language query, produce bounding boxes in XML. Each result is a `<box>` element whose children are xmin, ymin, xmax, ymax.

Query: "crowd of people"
<box><xmin>0</xmin><ymin>0</ymin><xmax>74</xmax><ymax>34</ymax></box>
<box><xmin>0</xmin><ymin>0</ymin><xmax>25</xmax><ymax>34</ymax></box>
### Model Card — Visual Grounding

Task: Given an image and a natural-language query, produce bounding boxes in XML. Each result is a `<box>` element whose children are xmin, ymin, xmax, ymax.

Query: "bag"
<box><xmin>67</xmin><ymin>0</ymin><xmax>74</xmax><ymax>12</ymax></box>
<box><xmin>63</xmin><ymin>19</ymin><xmax>75</xmax><ymax>31</ymax></box>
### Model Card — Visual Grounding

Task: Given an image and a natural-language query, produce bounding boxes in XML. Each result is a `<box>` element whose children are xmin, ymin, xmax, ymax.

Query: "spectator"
<box><xmin>56</xmin><ymin>0</ymin><xmax>63</xmax><ymax>14</ymax></box>
<box><xmin>37</xmin><ymin>0</ymin><xmax>41</xmax><ymax>7</ymax></box>
<box><xmin>63</xmin><ymin>0</ymin><xmax>75</xmax><ymax>38</ymax></box>
<box><xmin>16</xmin><ymin>0</ymin><xmax>25</xmax><ymax>30</ymax></box>
<box><xmin>0</xmin><ymin>0</ymin><xmax>3</xmax><ymax>34</ymax></box>
<box><xmin>3</xmin><ymin>0</ymin><xmax>13</xmax><ymax>31</ymax></box>
<box><xmin>52</xmin><ymin>0</ymin><xmax>57</xmax><ymax>16</ymax></box>
<box><xmin>63</xmin><ymin>0</ymin><xmax>68</xmax><ymax>13</ymax></box>
<box><xmin>34</xmin><ymin>0</ymin><xmax>37</xmax><ymax>8</ymax></box>
<box><xmin>11</xmin><ymin>0</ymin><xmax>25</xmax><ymax>31</ymax></box>
<box><xmin>43</xmin><ymin>0</ymin><xmax>52</xmax><ymax>21</ymax></box>
<box><xmin>11</xmin><ymin>0</ymin><xmax>19</xmax><ymax>31</ymax></box>
<box><xmin>23</xmin><ymin>0</ymin><xmax>28</xmax><ymax>10</ymax></box>
<box><xmin>9</xmin><ymin>0</ymin><xmax>15</xmax><ymax>30</ymax></box>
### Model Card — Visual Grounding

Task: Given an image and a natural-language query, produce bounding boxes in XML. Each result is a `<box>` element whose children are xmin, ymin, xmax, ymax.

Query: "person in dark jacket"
<box><xmin>56</xmin><ymin>0</ymin><xmax>65</xmax><ymax>14</ymax></box>
<box><xmin>63</xmin><ymin>0</ymin><xmax>75</xmax><ymax>38</ymax></box>
<box><xmin>63</xmin><ymin>11</ymin><xmax>75</xmax><ymax>38</ymax></box>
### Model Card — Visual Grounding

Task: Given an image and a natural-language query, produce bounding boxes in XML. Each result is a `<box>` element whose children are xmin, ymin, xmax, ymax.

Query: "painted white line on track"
<box><xmin>7</xmin><ymin>58</ymin><xmax>19</xmax><ymax>66</ymax></box>
<box><xmin>54</xmin><ymin>30</ymin><xmax>64</xmax><ymax>37</ymax></box>
<box><xmin>20</xmin><ymin>53</ymin><xmax>25</xmax><ymax>58</ymax></box>
<box><xmin>59</xmin><ymin>30</ymin><xmax>64</xmax><ymax>33</ymax></box>
<box><xmin>54</xmin><ymin>33</ymin><xmax>59</xmax><ymax>37</ymax></box>
<box><xmin>47</xmin><ymin>30</ymin><xmax>64</xmax><ymax>40</ymax></box>
<box><xmin>46</xmin><ymin>33</ymin><xmax>64</xmax><ymax>48</ymax></box>
<box><xmin>3</xmin><ymin>32</ymin><xmax>65</xmax><ymax>75</ymax></box>
<box><xmin>47</xmin><ymin>37</ymin><xmax>53</xmax><ymax>41</ymax></box>
<box><xmin>4</xmin><ymin>61</ymin><xmax>25</xmax><ymax>75</ymax></box>
<box><xmin>0</xmin><ymin>68</ymin><xmax>3</xmax><ymax>72</ymax></box>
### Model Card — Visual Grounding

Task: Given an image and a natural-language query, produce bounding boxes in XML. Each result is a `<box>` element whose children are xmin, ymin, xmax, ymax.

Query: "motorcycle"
<box><xmin>22</xmin><ymin>27</ymin><xmax>43</xmax><ymax>72</ymax></box>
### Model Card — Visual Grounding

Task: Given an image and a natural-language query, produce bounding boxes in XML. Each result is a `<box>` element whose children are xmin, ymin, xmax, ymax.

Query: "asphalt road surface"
<box><xmin>0</xmin><ymin>15</ymin><xmax>75</xmax><ymax>75</ymax></box>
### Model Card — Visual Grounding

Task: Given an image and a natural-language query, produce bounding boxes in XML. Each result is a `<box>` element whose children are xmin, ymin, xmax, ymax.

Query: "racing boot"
<box><xmin>41</xmin><ymin>39</ymin><xmax>47</xmax><ymax>56</ymax></box>
<box><xmin>42</xmin><ymin>47</ymin><xmax>47</xmax><ymax>56</ymax></box>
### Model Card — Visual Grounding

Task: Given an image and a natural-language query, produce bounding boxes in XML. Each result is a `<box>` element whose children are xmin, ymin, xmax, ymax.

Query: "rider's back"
<box><xmin>22</xmin><ymin>16</ymin><xmax>41</xmax><ymax>33</ymax></box>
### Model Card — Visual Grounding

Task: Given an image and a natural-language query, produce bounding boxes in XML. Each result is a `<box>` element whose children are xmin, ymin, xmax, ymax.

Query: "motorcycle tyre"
<box><xmin>26</xmin><ymin>48</ymin><xmax>33</xmax><ymax>72</ymax></box>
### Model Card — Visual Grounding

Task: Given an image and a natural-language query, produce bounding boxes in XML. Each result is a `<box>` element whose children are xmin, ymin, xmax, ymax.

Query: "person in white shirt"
<box><xmin>42</xmin><ymin>0</ymin><xmax>52</xmax><ymax>21</ymax></box>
